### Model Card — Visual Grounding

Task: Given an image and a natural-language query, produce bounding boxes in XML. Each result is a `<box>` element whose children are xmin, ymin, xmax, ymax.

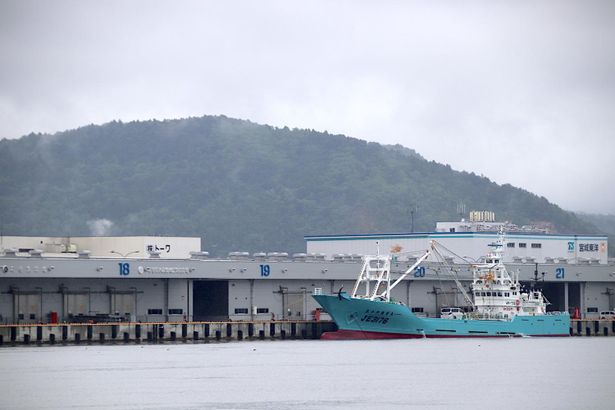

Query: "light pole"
<box><xmin>110</xmin><ymin>250</ymin><xmax>140</xmax><ymax>258</ymax></box>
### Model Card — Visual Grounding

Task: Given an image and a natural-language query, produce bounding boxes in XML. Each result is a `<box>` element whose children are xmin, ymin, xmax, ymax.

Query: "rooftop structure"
<box><xmin>306</xmin><ymin>212</ymin><xmax>607</xmax><ymax>264</ymax></box>
<box><xmin>0</xmin><ymin>235</ymin><xmax>201</xmax><ymax>259</ymax></box>
<box><xmin>436</xmin><ymin>210</ymin><xmax>554</xmax><ymax>234</ymax></box>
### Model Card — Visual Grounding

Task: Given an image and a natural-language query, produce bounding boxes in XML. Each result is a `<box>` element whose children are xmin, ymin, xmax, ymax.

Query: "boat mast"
<box><xmin>351</xmin><ymin>249</ymin><xmax>430</xmax><ymax>302</ymax></box>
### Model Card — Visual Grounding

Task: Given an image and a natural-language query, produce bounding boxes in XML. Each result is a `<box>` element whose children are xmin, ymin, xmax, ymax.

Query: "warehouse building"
<box><xmin>1</xmin><ymin>222</ymin><xmax>613</xmax><ymax>325</ymax></box>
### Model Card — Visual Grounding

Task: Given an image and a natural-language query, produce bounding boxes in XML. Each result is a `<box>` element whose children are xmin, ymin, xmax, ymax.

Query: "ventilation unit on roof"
<box><xmin>78</xmin><ymin>250</ymin><xmax>91</xmax><ymax>259</ymax></box>
<box><xmin>191</xmin><ymin>251</ymin><xmax>209</xmax><ymax>260</ymax></box>
<box><xmin>29</xmin><ymin>249</ymin><xmax>43</xmax><ymax>258</ymax></box>
<box><xmin>3</xmin><ymin>248</ymin><xmax>17</xmax><ymax>257</ymax></box>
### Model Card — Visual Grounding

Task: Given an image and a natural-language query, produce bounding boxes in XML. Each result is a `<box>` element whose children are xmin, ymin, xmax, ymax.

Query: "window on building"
<box><xmin>531</xmin><ymin>243</ymin><xmax>542</xmax><ymax>249</ymax></box>
<box><xmin>256</xmin><ymin>308</ymin><xmax>269</xmax><ymax>314</ymax></box>
<box><xmin>168</xmin><ymin>309</ymin><xmax>183</xmax><ymax>315</ymax></box>
<box><xmin>505</xmin><ymin>292</ymin><xmax>510</xmax><ymax>297</ymax></box>
<box><xmin>507</xmin><ymin>243</ymin><xmax>515</xmax><ymax>248</ymax></box>
<box><xmin>411</xmin><ymin>307</ymin><xmax>424</xmax><ymax>313</ymax></box>
<box><xmin>449</xmin><ymin>228</ymin><xmax>455</xmax><ymax>232</ymax></box>
<box><xmin>234</xmin><ymin>308</ymin><xmax>249</xmax><ymax>314</ymax></box>
<box><xmin>587</xmin><ymin>307</ymin><xmax>598</xmax><ymax>313</ymax></box>
<box><xmin>29</xmin><ymin>313</ymin><xmax>36</xmax><ymax>320</ymax></box>
<box><xmin>519</xmin><ymin>243</ymin><xmax>527</xmax><ymax>248</ymax></box>
<box><xmin>147</xmin><ymin>309</ymin><xmax>163</xmax><ymax>315</ymax></box>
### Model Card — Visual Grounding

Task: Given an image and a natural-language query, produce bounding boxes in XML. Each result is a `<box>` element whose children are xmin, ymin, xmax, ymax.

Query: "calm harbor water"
<box><xmin>1</xmin><ymin>338</ymin><xmax>614</xmax><ymax>409</ymax></box>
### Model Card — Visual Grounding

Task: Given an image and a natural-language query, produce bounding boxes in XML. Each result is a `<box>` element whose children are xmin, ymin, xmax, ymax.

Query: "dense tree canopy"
<box><xmin>0</xmin><ymin>115</ymin><xmax>600</xmax><ymax>256</ymax></box>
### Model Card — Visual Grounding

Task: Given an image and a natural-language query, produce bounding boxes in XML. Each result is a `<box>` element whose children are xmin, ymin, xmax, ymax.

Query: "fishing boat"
<box><xmin>312</xmin><ymin>234</ymin><xmax>570</xmax><ymax>339</ymax></box>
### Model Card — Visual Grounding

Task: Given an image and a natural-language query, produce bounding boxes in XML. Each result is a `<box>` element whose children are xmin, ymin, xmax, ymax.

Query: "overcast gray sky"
<box><xmin>1</xmin><ymin>0</ymin><xmax>614</xmax><ymax>213</ymax></box>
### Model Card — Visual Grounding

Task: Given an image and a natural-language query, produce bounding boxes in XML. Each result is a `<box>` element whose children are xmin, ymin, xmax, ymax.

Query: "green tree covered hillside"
<box><xmin>0</xmin><ymin>115</ymin><xmax>598</xmax><ymax>256</ymax></box>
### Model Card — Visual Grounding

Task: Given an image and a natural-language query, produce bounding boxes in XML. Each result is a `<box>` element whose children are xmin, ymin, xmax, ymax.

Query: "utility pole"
<box><xmin>410</xmin><ymin>204</ymin><xmax>418</xmax><ymax>233</ymax></box>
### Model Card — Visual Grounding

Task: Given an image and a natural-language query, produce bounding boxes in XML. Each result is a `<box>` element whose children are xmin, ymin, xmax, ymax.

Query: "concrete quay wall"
<box><xmin>2</xmin><ymin>320</ymin><xmax>614</xmax><ymax>345</ymax></box>
<box><xmin>0</xmin><ymin>320</ymin><xmax>337</xmax><ymax>345</ymax></box>
<box><xmin>570</xmin><ymin>319</ymin><xmax>615</xmax><ymax>337</ymax></box>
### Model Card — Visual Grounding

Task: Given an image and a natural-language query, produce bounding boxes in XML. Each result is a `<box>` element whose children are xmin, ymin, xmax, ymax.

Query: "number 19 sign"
<box><xmin>260</xmin><ymin>264</ymin><xmax>270</xmax><ymax>277</ymax></box>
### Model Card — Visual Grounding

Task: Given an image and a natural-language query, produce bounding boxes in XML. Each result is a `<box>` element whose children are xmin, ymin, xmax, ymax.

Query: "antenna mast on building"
<box><xmin>409</xmin><ymin>204</ymin><xmax>418</xmax><ymax>233</ymax></box>
<box><xmin>456</xmin><ymin>201</ymin><xmax>466</xmax><ymax>220</ymax></box>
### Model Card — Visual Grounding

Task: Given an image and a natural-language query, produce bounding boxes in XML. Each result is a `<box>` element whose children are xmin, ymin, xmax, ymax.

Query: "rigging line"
<box><xmin>430</xmin><ymin>251</ymin><xmax>450</xmax><ymax>308</ymax></box>
<box><xmin>428</xmin><ymin>245</ymin><xmax>452</xmax><ymax>307</ymax></box>
<box><xmin>430</xmin><ymin>242</ymin><xmax>474</xmax><ymax>308</ymax></box>
<box><xmin>430</xmin><ymin>240</ymin><xmax>477</xmax><ymax>264</ymax></box>
<box><xmin>395</xmin><ymin>249</ymin><xmax>434</xmax><ymax>257</ymax></box>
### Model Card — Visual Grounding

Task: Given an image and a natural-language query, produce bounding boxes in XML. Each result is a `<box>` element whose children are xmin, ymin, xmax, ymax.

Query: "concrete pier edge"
<box><xmin>0</xmin><ymin>320</ymin><xmax>336</xmax><ymax>346</ymax></box>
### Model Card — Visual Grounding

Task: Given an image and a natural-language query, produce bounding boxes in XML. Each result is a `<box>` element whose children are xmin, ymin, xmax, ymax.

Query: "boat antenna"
<box><xmin>532</xmin><ymin>263</ymin><xmax>546</xmax><ymax>290</ymax></box>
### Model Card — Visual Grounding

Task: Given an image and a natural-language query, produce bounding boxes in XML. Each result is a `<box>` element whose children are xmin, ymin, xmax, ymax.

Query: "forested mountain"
<box><xmin>0</xmin><ymin>115</ymin><xmax>600</xmax><ymax>256</ymax></box>
<box><xmin>577</xmin><ymin>213</ymin><xmax>615</xmax><ymax>235</ymax></box>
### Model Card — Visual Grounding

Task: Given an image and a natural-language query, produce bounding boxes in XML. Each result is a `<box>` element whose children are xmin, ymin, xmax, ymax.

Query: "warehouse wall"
<box><xmin>1</xmin><ymin>275</ymin><xmax>612</xmax><ymax>324</ymax></box>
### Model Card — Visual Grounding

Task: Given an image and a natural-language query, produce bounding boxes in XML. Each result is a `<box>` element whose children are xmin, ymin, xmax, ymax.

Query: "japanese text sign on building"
<box><xmin>579</xmin><ymin>243</ymin><xmax>598</xmax><ymax>252</ymax></box>
<box><xmin>146</xmin><ymin>244</ymin><xmax>171</xmax><ymax>253</ymax></box>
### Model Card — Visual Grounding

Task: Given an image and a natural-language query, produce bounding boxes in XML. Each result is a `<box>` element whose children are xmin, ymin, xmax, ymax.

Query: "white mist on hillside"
<box><xmin>86</xmin><ymin>218</ymin><xmax>113</xmax><ymax>236</ymax></box>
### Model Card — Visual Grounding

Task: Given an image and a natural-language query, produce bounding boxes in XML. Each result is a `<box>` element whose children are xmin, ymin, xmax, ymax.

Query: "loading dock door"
<box><xmin>14</xmin><ymin>293</ymin><xmax>42</xmax><ymax>323</ymax></box>
<box><xmin>193</xmin><ymin>281</ymin><xmax>229</xmax><ymax>321</ymax></box>
<box><xmin>568</xmin><ymin>283</ymin><xmax>580</xmax><ymax>313</ymax></box>
<box><xmin>111</xmin><ymin>294</ymin><xmax>136</xmax><ymax>321</ymax></box>
<box><xmin>283</xmin><ymin>292</ymin><xmax>305</xmax><ymax>320</ymax></box>
<box><xmin>66</xmin><ymin>294</ymin><xmax>88</xmax><ymax>317</ymax></box>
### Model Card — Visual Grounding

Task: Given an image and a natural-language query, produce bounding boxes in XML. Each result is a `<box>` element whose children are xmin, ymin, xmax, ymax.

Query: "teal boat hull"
<box><xmin>313</xmin><ymin>293</ymin><xmax>570</xmax><ymax>339</ymax></box>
